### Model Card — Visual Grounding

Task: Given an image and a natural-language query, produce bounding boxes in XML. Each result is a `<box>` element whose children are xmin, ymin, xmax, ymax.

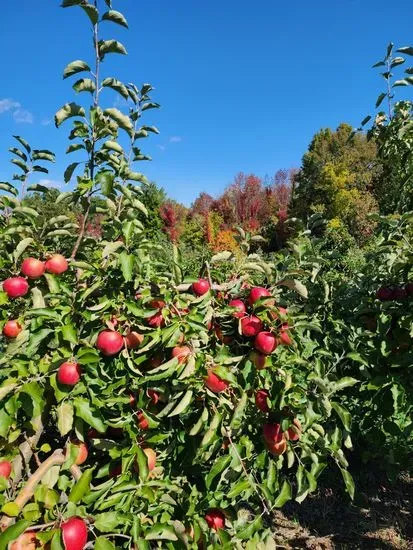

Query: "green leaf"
<box><xmin>98</xmin><ymin>40</ymin><xmax>127</xmax><ymax>57</ymax></box>
<box><xmin>95</xmin><ymin>537</ymin><xmax>116</xmax><ymax>550</ymax></box>
<box><xmin>94</xmin><ymin>512</ymin><xmax>120</xmax><ymax>533</ymax></box>
<box><xmin>73</xmin><ymin>78</ymin><xmax>96</xmax><ymax>94</ymax></box>
<box><xmin>1</xmin><ymin>502</ymin><xmax>19</xmax><ymax>517</ymax></box>
<box><xmin>63</xmin><ymin>60</ymin><xmax>91</xmax><ymax>79</ymax></box>
<box><xmin>236</xmin><ymin>516</ymin><xmax>263</xmax><ymax>540</ymax></box>
<box><xmin>32</xmin><ymin>150</ymin><xmax>55</xmax><ymax>162</ymax></box>
<box><xmin>135</xmin><ymin>446</ymin><xmax>149</xmax><ymax>481</ymax></box>
<box><xmin>80</xmin><ymin>3</ymin><xmax>98</xmax><ymax>25</ymax></box>
<box><xmin>14</xmin><ymin>206</ymin><xmax>39</xmax><ymax>218</ymax></box>
<box><xmin>102</xmin><ymin>10</ymin><xmax>128</xmax><ymax>28</ymax></box>
<box><xmin>55</xmin><ymin>103</ymin><xmax>86</xmax><ymax>127</ymax></box>
<box><xmin>145</xmin><ymin>525</ymin><xmax>178</xmax><ymax>541</ymax></box>
<box><xmin>104</xmin><ymin>108</ymin><xmax>134</xmax><ymax>137</ymax></box>
<box><xmin>333</xmin><ymin>377</ymin><xmax>359</xmax><ymax>392</ymax></box>
<box><xmin>331</xmin><ymin>402</ymin><xmax>351</xmax><ymax>431</ymax></box>
<box><xmin>168</xmin><ymin>390</ymin><xmax>193</xmax><ymax>417</ymax></box>
<box><xmin>273</xmin><ymin>480</ymin><xmax>292</xmax><ymax>508</ymax></box>
<box><xmin>102</xmin><ymin>77</ymin><xmax>129</xmax><ymax>99</ymax></box>
<box><xmin>397</xmin><ymin>46</ymin><xmax>413</xmax><ymax>56</ymax></box>
<box><xmin>227</xmin><ymin>478</ymin><xmax>250</xmax><ymax>499</ymax></box>
<box><xmin>11</xmin><ymin>158</ymin><xmax>28</xmax><ymax>173</ymax></box>
<box><xmin>118</xmin><ymin>252</ymin><xmax>134</xmax><ymax>282</ymax></box>
<box><xmin>375</xmin><ymin>92</ymin><xmax>386</xmax><ymax>108</ymax></box>
<box><xmin>9</xmin><ymin>147</ymin><xmax>27</xmax><ymax>161</ymax></box>
<box><xmin>26</xmin><ymin>328</ymin><xmax>53</xmax><ymax>356</ymax></box>
<box><xmin>50</xmin><ymin>530</ymin><xmax>64</xmax><ymax>550</ymax></box>
<box><xmin>0</xmin><ymin>182</ymin><xmax>18</xmax><ymax>196</ymax></box>
<box><xmin>278</xmin><ymin>278</ymin><xmax>308</xmax><ymax>299</ymax></box>
<box><xmin>68</xmin><ymin>468</ymin><xmax>93</xmax><ymax>503</ymax></box>
<box><xmin>102</xmin><ymin>140</ymin><xmax>123</xmax><ymax>154</ymax></box>
<box><xmin>205</xmin><ymin>455</ymin><xmax>231</xmax><ymax>489</ymax></box>
<box><xmin>0</xmin><ymin>520</ymin><xmax>31</xmax><ymax>550</ymax></box>
<box><xmin>64</xmin><ymin>162</ymin><xmax>80</xmax><ymax>183</ymax></box>
<box><xmin>57</xmin><ymin>402</ymin><xmax>74</xmax><ymax>436</ymax></box>
<box><xmin>13</xmin><ymin>135</ymin><xmax>31</xmax><ymax>153</ymax></box>
<box><xmin>96</xmin><ymin>171</ymin><xmax>114</xmax><ymax>197</ymax></box>
<box><xmin>73</xmin><ymin>398</ymin><xmax>106</xmax><ymax>432</ymax></box>
<box><xmin>340</xmin><ymin>468</ymin><xmax>355</xmax><ymax>499</ymax></box>
<box><xmin>62</xmin><ymin>323</ymin><xmax>78</xmax><ymax>344</ymax></box>
<box><xmin>13</xmin><ymin>238</ymin><xmax>33</xmax><ymax>261</ymax></box>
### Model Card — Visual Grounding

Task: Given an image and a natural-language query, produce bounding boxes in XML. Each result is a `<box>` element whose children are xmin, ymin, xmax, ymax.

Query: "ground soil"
<box><xmin>269</xmin><ymin>469</ymin><xmax>413</xmax><ymax>549</ymax></box>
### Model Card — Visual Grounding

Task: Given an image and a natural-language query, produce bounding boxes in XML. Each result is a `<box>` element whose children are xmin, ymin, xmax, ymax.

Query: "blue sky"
<box><xmin>0</xmin><ymin>0</ymin><xmax>412</xmax><ymax>205</ymax></box>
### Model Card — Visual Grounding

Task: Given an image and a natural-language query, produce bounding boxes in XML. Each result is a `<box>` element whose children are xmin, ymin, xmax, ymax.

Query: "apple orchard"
<box><xmin>1</xmin><ymin>1</ymin><xmax>413</xmax><ymax>549</ymax></box>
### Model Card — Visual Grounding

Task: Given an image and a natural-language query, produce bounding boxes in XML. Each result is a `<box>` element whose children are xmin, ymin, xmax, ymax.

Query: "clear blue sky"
<box><xmin>0</xmin><ymin>0</ymin><xmax>412</xmax><ymax>205</ymax></box>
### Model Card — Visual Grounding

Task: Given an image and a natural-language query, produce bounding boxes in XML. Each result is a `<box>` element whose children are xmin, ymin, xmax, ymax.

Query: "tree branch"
<box><xmin>0</xmin><ymin>450</ymin><xmax>65</xmax><ymax>531</ymax></box>
<box><xmin>11</xmin><ymin>416</ymin><xmax>43</xmax><ymax>488</ymax></box>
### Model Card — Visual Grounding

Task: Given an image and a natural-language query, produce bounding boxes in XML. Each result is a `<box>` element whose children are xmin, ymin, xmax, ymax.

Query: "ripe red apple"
<box><xmin>278</xmin><ymin>325</ymin><xmax>292</xmax><ymax>346</ymax></box>
<box><xmin>125</xmin><ymin>331</ymin><xmax>144</xmax><ymax>349</ymax></box>
<box><xmin>229</xmin><ymin>299</ymin><xmax>246</xmax><ymax>318</ymax></box>
<box><xmin>137</xmin><ymin>411</ymin><xmax>149</xmax><ymax>431</ymax></box>
<box><xmin>149</xmin><ymin>299</ymin><xmax>166</xmax><ymax>309</ymax></box>
<box><xmin>204</xmin><ymin>370</ymin><xmax>229</xmax><ymax>393</ymax></box>
<box><xmin>3</xmin><ymin>277</ymin><xmax>29</xmax><ymax>299</ymax></box>
<box><xmin>376</xmin><ymin>287</ymin><xmax>393</xmax><ymax>301</ymax></box>
<box><xmin>143</xmin><ymin>447</ymin><xmax>156</xmax><ymax>471</ymax></box>
<box><xmin>192</xmin><ymin>278</ymin><xmax>210</xmax><ymax>296</ymax></box>
<box><xmin>248</xmin><ymin>287</ymin><xmax>273</xmax><ymax>306</ymax></box>
<box><xmin>392</xmin><ymin>286</ymin><xmax>407</xmax><ymax>301</ymax></box>
<box><xmin>205</xmin><ymin>509</ymin><xmax>225</xmax><ymax>531</ymax></box>
<box><xmin>147</xmin><ymin>389</ymin><xmax>160</xmax><ymax>405</ymax></box>
<box><xmin>249</xmin><ymin>350</ymin><xmax>267</xmax><ymax>370</ymax></box>
<box><xmin>21</xmin><ymin>257</ymin><xmax>45</xmax><ymax>279</ymax></box>
<box><xmin>255</xmin><ymin>331</ymin><xmax>277</xmax><ymax>354</ymax></box>
<box><xmin>96</xmin><ymin>330</ymin><xmax>124</xmax><ymax>356</ymax></box>
<box><xmin>2</xmin><ymin>320</ymin><xmax>22</xmax><ymax>339</ymax></box>
<box><xmin>241</xmin><ymin>315</ymin><xmax>264</xmax><ymax>337</ymax></box>
<box><xmin>0</xmin><ymin>460</ymin><xmax>12</xmax><ymax>479</ymax></box>
<box><xmin>171</xmin><ymin>345</ymin><xmax>191</xmax><ymax>364</ymax></box>
<box><xmin>263</xmin><ymin>423</ymin><xmax>287</xmax><ymax>455</ymax></box>
<box><xmin>148</xmin><ymin>312</ymin><xmax>165</xmax><ymax>328</ymax></box>
<box><xmin>148</xmin><ymin>353</ymin><xmax>164</xmax><ymax>369</ymax></box>
<box><xmin>255</xmin><ymin>390</ymin><xmax>270</xmax><ymax>412</ymax></box>
<box><xmin>57</xmin><ymin>361</ymin><xmax>81</xmax><ymax>386</ymax></box>
<box><xmin>405</xmin><ymin>283</ymin><xmax>413</xmax><ymax>296</ymax></box>
<box><xmin>45</xmin><ymin>254</ymin><xmax>68</xmax><ymax>275</ymax></box>
<box><xmin>61</xmin><ymin>517</ymin><xmax>88</xmax><ymax>550</ymax></box>
<box><xmin>285</xmin><ymin>419</ymin><xmax>302</xmax><ymax>442</ymax></box>
<box><xmin>10</xmin><ymin>531</ymin><xmax>38</xmax><ymax>550</ymax></box>
<box><xmin>71</xmin><ymin>441</ymin><xmax>88</xmax><ymax>465</ymax></box>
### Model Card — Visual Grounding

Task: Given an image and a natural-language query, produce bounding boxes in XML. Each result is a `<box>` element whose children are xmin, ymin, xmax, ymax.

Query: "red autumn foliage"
<box><xmin>160</xmin><ymin>201</ymin><xmax>187</xmax><ymax>243</ymax></box>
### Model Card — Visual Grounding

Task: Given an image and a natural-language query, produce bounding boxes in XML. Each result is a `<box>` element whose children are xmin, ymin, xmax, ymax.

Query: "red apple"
<box><xmin>248</xmin><ymin>287</ymin><xmax>273</xmax><ymax>306</ymax></box>
<box><xmin>96</xmin><ymin>330</ymin><xmax>124</xmax><ymax>356</ymax></box>
<box><xmin>10</xmin><ymin>531</ymin><xmax>38</xmax><ymax>550</ymax></box>
<box><xmin>204</xmin><ymin>370</ymin><xmax>229</xmax><ymax>393</ymax></box>
<box><xmin>376</xmin><ymin>287</ymin><xmax>393</xmax><ymax>301</ymax></box>
<box><xmin>205</xmin><ymin>509</ymin><xmax>225</xmax><ymax>531</ymax></box>
<box><xmin>392</xmin><ymin>287</ymin><xmax>407</xmax><ymax>301</ymax></box>
<box><xmin>2</xmin><ymin>320</ymin><xmax>22</xmax><ymax>339</ymax></box>
<box><xmin>147</xmin><ymin>389</ymin><xmax>160</xmax><ymax>405</ymax></box>
<box><xmin>214</xmin><ymin>325</ymin><xmax>233</xmax><ymax>345</ymax></box>
<box><xmin>255</xmin><ymin>390</ymin><xmax>270</xmax><ymax>412</ymax></box>
<box><xmin>3</xmin><ymin>277</ymin><xmax>29</xmax><ymax>299</ymax></box>
<box><xmin>148</xmin><ymin>312</ymin><xmax>165</xmax><ymax>328</ymax></box>
<box><xmin>21</xmin><ymin>257</ymin><xmax>45</xmax><ymax>279</ymax></box>
<box><xmin>192</xmin><ymin>278</ymin><xmax>210</xmax><ymax>296</ymax></box>
<box><xmin>143</xmin><ymin>447</ymin><xmax>156</xmax><ymax>471</ymax></box>
<box><xmin>0</xmin><ymin>460</ymin><xmax>12</xmax><ymax>479</ymax></box>
<box><xmin>171</xmin><ymin>345</ymin><xmax>191</xmax><ymax>364</ymax></box>
<box><xmin>71</xmin><ymin>441</ymin><xmax>88</xmax><ymax>465</ymax></box>
<box><xmin>57</xmin><ymin>361</ymin><xmax>81</xmax><ymax>386</ymax></box>
<box><xmin>149</xmin><ymin>299</ymin><xmax>166</xmax><ymax>309</ymax></box>
<box><xmin>266</xmin><ymin>437</ymin><xmax>287</xmax><ymax>456</ymax></box>
<box><xmin>278</xmin><ymin>325</ymin><xmax>292</xmax><ymax>346</ymax></box>
<box><xmin>137</xmin><ymin>411</ymin><xmax>149</xmax><ymax>431</ymax></box>
<box><xmin>125</xmin><ymin>331</ymin><xmax>144</xmax><ymax>349</ymax></box>
<box><xmin>405</xmin><ymin>283</ymin><xmax>413</xmax><ymax>296</ymax></box>
<box><xmin>45</xmin><ymin>254</ymin><xmax>68</xmax><ymax>275</ymax></box>
<box><xmin>61</xmin><ymin>517</ymin><xmax>88</xmax><ymax>550</ymax></box>
<box><xmin>148</xmin><ymin>353</ymin><xmax>164</xmax><ymax>369</ymax></box>
<box><xmin>255</xmin><ymin>331</ymin><xmax>277</xmax><ymax>354</ymax></box>
<box><xmin>241</xmin><ymin>315</ymin><xmax>264</xmax><ymax>337</ymax></box>
<box><xmin>263</xmin><ymin>423</ymin><xmax>287</xmax><ymax>455</ymax></box>
<box><xmin>249</xmin><ymin>350</ymin><xmax>267</xmax><ymax>370</ymax></box>
<box><xmin>285</xmin><ymin>419</ymin><xmax>302</xmax><ymax>442</ymax></box>
<box><xmin>229</xmin><ymin>299</ymin><xmax>246</xmax><ymax>318</ymax></box>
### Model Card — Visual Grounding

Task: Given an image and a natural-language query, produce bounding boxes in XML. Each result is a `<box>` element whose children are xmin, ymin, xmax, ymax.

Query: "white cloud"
<box><xmin>13</xmin><ymin>109</ymin><xmax>33</xmax><ymax>124</ymax></box>
<box><xmin>0</xmin><ymin>98</ymin><xmax>20</xmax><ymax>114</ymax></box>
<box><xmin>37</xmin><ymin>179</ymin><xmax>64</xmax><ymax>189</ymax></box>
<box><xmin>169</xmin><ymin>136</ymin><xmax>182</xmax><ymax>143</ymax></box>
<box><xmin>0</xmin><ymin>98</ymin><xmax>33</xmax><ymax>124</ymax></box>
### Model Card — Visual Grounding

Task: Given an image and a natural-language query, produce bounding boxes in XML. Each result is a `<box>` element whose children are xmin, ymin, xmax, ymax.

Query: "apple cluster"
<box><xmin>376</xmin><ymin>283</ymin><xmax>413</xmax><ymax>302</ymax></box>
